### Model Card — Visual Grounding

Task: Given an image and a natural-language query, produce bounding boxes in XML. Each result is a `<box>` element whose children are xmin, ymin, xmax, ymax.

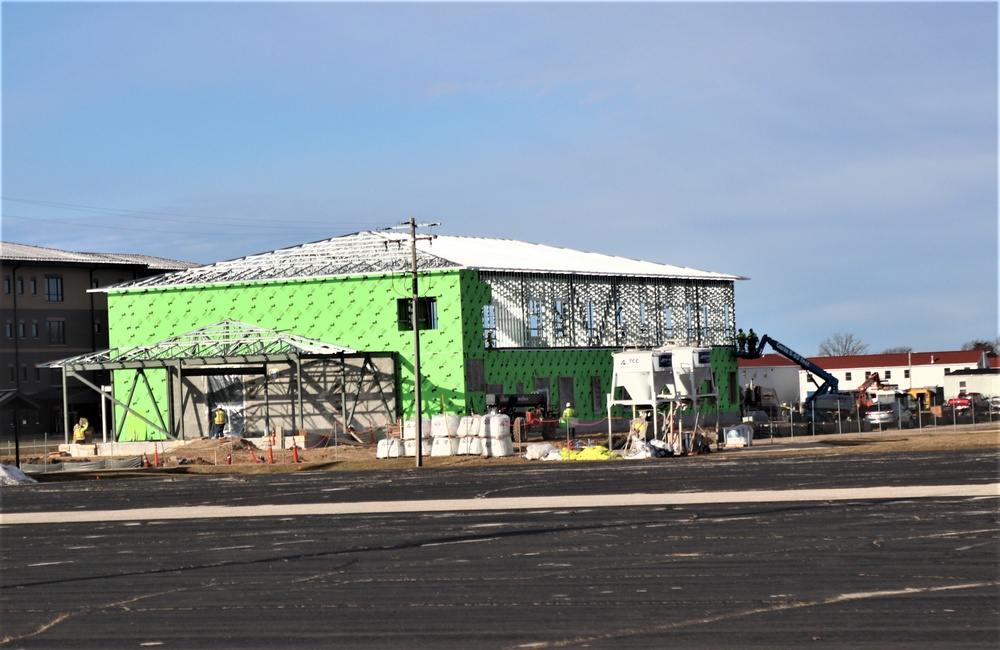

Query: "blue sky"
<box><xmin>2</xmin><ymin>1</ymin><xmax>997</xmax><ymax>356</ymax></box>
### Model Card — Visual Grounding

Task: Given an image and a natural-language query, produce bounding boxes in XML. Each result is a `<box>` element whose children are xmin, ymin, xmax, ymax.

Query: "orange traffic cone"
<box><xmin>267</xmin><ymin>445</ymin><xmax>274</xmax><ymax>464</ymax></box>
<box><xmin>291</xmin><ymin>445</ymin><xmax>299</xmax><ymax>463</ymax></box>
<box><xmin>153</xmin><ymin>446</ymin><xmax>160</xmax><ymax>468</ymax></box>
<box><xmin>141</xmin><ymin>452</ymin><xmax>149</xmax><ymax>468</ymax></box>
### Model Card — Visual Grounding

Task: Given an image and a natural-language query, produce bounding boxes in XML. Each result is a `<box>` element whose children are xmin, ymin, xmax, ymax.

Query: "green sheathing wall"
<box><xmin>478</xmin><ymin>346</ymin><xmax>741</xmax><ymax>424</ymax></box>
<box><xmin>107</xmin><ymin>271</ymin><xmax>469</xmax><ymax>439</ymax></box>
<box><xmin>460</xmin><ymin>269</ymin><xmax>742</xmax><ymax>422</ymax></box>
<box><xmin>482</xmin><ymin>348</ymin><xmax>616</xmax><ymax>421</ymax></box>
<box><xmin>106</xmin><ymin>269</ymin><xmax>742</xmax><ymax>440</ymax></box>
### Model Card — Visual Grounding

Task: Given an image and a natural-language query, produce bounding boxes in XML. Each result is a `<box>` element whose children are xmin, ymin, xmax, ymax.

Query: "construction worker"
<box><xmin>73</xmin><ymin>417</ymin><xmax>89</xmax><ymax>445</ymax></box>
<box><xmin>747</xmin><ymin>329</ymin><xmax>759</xmax><ymax>356</ymax></box>
<box><xmin>213</xmin><ymin>407</ymin><xmax>227</xmax><ymax>439</ymax></box>
<box><xmin>560</xmin><ymin>402</ymin><xmax>576</xmax><ymax>436</ymax></box>
<box><xmin>736</xmin><ymin>328</ymin><xmax>747</xmax><ymax>353</ymax></box>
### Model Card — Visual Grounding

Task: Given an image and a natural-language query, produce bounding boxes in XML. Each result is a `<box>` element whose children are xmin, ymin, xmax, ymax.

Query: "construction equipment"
<box><xmin>606</xmin><ymin>345</ymin><xmax>718</xmax><ymax>453</ymax></box>
<box><xmin>856</xmin><ymin>372</ymin><xmax>890</xmax><ymax>410</ymax></box>
<box><xmin>486</xmin><ymin>392</ymin><xmax>555</xmax><ymax>440</ymax></box>
<box><xmin>747</xmin><ymin>335</ymin><xmax>839</xmax><ymax>408</ymax></box>
<box><xmin>908</xmin><ymin>387</ymin><xmax>943</xmax><ymax>411</ymax></box>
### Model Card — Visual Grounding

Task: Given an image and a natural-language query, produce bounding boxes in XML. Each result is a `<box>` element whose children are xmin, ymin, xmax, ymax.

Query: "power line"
<box><xmin>2</xmin><ymin>213</ymin><xmax>338</xmax><ymax>235</ymax></box>
<box><xmin>1</xmin><ymin>196</ymin><xmax>383</xmax><ymax>230</ymax></box>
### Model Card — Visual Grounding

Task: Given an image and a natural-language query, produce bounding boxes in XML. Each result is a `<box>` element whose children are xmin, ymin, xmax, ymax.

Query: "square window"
<box><xmin>884</xmin><ymin>370</ymin><xmax>891</xmax><ymax>379</ymax></box>
<box><xmin>845</xmin><ymin>372</ymin><xmax>852</xmax><ymax>381</ymax></box>
<box><xmin>397</xmin><ymin>297</ymin><xmax>437</xmax><ymax>331</ymax></box>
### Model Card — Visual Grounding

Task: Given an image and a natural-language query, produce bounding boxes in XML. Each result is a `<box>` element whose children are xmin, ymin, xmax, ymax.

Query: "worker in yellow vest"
<box><xmin>560</xmin><ymin>403</ymin><xmax>576</xmax><ymax>436</ymax></box>
<box><xmin>73</xmin><ymin>417</ymin><xmax>90</xmax><ymax>444</ymax></box>
<box><xmin>213</xmin><ymin>407</ymin><xmax>227</xmax><ymax>439</ymax></box>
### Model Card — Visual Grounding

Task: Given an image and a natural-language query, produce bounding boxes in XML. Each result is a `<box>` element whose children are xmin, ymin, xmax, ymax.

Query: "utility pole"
<box><xmin>388</xmin><ymin>219</ymin><xmax>439</xmax><ymax>467</ymax></box>
<box><xmin>410</xmin><ymin>218</ymin><xmax>424</xmax><ymax>467</ymax></box>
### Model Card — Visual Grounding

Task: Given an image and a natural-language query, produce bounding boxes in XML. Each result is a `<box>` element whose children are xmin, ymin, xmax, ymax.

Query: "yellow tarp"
<box><xmin>559</xmin><ymin>445</ymin><xmax>612</xmax><ymax>461</ymax></box>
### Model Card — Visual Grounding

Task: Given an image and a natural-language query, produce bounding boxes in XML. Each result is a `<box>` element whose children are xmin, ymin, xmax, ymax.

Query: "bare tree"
<box><xmin>882</xmin><ymin>346</ymin><xmax>913</xmax><ymax>354</ymax></box>
<box><xmin>961</xmin><ymin>338</ymin><xmax>999</xmax><ymax>356</ymax></box>
<box><xmin>818</xmin><ymin>332</ymin><xmax>869</xmax><ymax>357</ymax></box>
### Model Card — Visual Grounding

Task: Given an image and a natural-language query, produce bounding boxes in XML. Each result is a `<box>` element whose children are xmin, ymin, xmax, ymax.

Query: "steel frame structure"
<box><xmin>480</xmin><ymin>272</ymin><xmax>736</xmax><ymax>350</ymax></box>
<box><xmin>40</xmin><ymin>320</ymin><xmax>397</xmax><ymax>442</ymax></box>
<box><xmin>102</xmin><ymin>231</ymin><xmax>459</xmax><ymax>290</ymax></box>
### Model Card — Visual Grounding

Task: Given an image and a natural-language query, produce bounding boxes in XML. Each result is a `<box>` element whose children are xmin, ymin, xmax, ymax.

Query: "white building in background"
<box><xmin>739</xmin><ymin>350</ymin><xmax>995</xmax><ymax>405</ymax></box>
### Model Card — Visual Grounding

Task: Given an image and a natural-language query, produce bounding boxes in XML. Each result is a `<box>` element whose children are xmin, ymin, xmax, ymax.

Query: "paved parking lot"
<box><xmin>2</xmin><ymin>450</ymin><xmax>998</xmax><ymax>649</ymax></box>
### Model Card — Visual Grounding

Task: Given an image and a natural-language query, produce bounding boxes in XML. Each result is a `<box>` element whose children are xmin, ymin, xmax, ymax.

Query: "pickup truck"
<box><xmin>947</xmin><ymin>392</ymin><xmax>987</xmax><ymax>411</ymax></box>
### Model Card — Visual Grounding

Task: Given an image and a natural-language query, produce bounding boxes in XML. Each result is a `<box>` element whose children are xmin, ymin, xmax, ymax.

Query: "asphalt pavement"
<box><xmin>2</xmin><ymin>450</ymin><xmax>998</xmax><ymax>649</ymax></box>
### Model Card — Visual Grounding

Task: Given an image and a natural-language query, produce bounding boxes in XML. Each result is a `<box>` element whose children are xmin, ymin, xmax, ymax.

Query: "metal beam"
<box><xmin>68</xmin><ymin>371</ymin><xmax>172</xmax><ymax>439</ymax></box>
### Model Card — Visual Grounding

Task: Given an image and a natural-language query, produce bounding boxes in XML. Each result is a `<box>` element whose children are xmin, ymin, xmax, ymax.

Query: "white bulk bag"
<box><xmin>458</xmin><ymin>415</ymin><xmax>482</xmax><ymax>438</ymax></box>
<box><xmin>403</xmin><ymin>418</ymin><xmax>432</xmax><ymax>440</ymax></box>
<box><xmin>377</xmin><ymin>438</ymin><xmax>404</xmax><ymax>459</ymax></box>
<box><xmin>482</xmin><ymin>414</ymin><xmax>511</xmax><ymax>439</ymax></box>
<box><xmin>403</xmin><ymin>438</ymin><xmax>433</xmax><ymax>457</ymax></box>
<box><xmin>456</xmin><ymin>436</ymin><xmax>483</xmax><ymax>456</ymax></box>
<box><xmin>430</xmin><ymin>437</ymin><xmax>459</xmax><ymax>457</ymax></box>
<box><xmin>431</xmin><ymin>413</ymin><xmax>460</xmax><ymax>438</ymax></box>
<box><xmin>482</xmin><ymin>436</ymin><xmax>514</xmax><ymax>458</ymax></box>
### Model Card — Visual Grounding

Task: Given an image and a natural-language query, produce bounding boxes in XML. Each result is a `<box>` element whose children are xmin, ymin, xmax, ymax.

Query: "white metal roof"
<box><xmin>40</xmin><ymin>320</ymin><xmax>357</xmax><ymax>370</ymax></box>
<box><xmin>424</xmin><ymin>236</ymin><xmax>742</xmax><ymax>280</ymax></box>
<box><xmin>1</xmin><ymin>241</ymin><xmax>196</xmax><ymax>270</ymax></box>
<box><xmin>102</xmin><ymin>231</ymin><xmax>743</xmax><ymax>291</ymax></box>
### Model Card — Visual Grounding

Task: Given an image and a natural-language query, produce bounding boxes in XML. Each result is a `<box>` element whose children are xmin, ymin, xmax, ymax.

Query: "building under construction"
<box><xmin>52</xmin><ymin>231</ymin><xmax>745</xmax><ymax>441</ymax></box>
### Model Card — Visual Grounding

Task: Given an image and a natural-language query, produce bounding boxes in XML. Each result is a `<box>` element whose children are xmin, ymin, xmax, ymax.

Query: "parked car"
<box><xmin>865</xmin><ymin>402</ymin><xmax>914</xmax><ymax>429</ymax></box>
<box><xmin>948</xmin><ymin>392</ymin><xmax>987</xmax><ymax>412</ymax></box>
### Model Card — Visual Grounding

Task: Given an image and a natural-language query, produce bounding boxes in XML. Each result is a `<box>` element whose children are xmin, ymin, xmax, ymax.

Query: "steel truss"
<box><xmin>102</xmin><ymin>231</ymin><xmax>460</xmax><ymax>290</ymax></box>
<box><xmin>40</xmin><ymin>320</ymin><xmax>396</xmax><ymax>442</ymax></box>
<box><xmin>480</xmin><ymin>272</ymin><xmax>735</xmax><ymax>349</ymax></box>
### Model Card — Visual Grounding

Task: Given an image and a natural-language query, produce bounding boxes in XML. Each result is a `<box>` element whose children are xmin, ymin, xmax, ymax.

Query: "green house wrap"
<box><xmin>101</xmin><ymin>231</ymin><xmax>744</xmax><ymax>440</ymax></box>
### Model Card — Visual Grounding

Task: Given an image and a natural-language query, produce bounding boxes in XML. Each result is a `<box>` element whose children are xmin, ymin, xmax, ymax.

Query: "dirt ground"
<box><xmin>5</xmin><ymin>424</ymin><xmax>997</xmax><ymax>476</ymax></box>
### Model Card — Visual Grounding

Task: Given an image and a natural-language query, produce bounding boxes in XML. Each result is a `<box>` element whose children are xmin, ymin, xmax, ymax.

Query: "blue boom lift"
<box><xmin>745</xmin><ymin>335</ymin><xmax>840</xmax><ymax>408</ymax></box>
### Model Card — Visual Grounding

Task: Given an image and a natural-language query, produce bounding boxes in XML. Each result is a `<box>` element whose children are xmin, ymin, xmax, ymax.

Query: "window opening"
<box><xmin>47</xmin><ymin>320</ymin><xmax>65</xmax><ymax>345</ymax></box>
<box><xmin>553</xmin><ymin>299</ymin><xmax>565</xmax><ymax>338</ymax></box>
<box><xmin>45</xmin><ymin>276</ymin><xmax>64</xmax><ymax>302</ymax></box>
<box><xmin>482</xmin><ymin>304</ymin><xmax>497</xmax><ymax>347</ymax></box>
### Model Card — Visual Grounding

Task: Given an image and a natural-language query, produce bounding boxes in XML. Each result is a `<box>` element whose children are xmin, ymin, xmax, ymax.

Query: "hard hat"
<box><xmin>566</xmin><ymin>402</ymin><xmax>571</xmax><ymax>407</ymax></box>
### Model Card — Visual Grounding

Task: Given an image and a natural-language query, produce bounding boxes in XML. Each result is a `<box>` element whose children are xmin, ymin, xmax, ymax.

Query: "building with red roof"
<box><xmin>738</xmin><ymin>350</ymin><xmax>992</xmax><ymax>406</ymax></box>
